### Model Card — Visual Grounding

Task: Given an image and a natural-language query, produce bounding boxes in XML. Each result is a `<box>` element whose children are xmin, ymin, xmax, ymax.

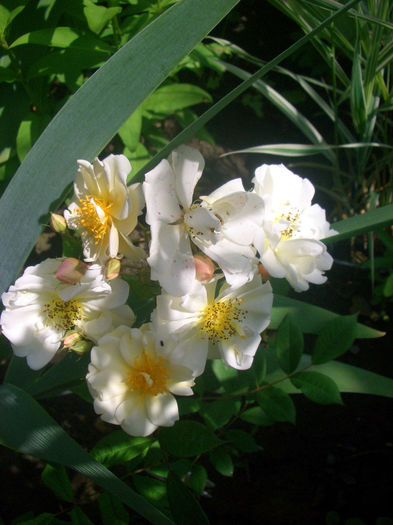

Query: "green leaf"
<box><xmin>83</xmin><ymin>3</ymin><xmax>122</xmax><ymax>34</ymax></box>
<box><xmin>10</xmin><ymin>27</ymin><xmax>112</xmax><ymax>53</ymax></box>
<box><xmin>98</xmin><ymin>492</ymin><xmax>129</xmax><ymax>525</ymax></box>
<box><xmin>41</xmin><ymin>464</ymin><xmax>74</xmax><ymax>503</ymax></box>
<box><xmin>0</xmin><ymin>0</ymin><xmax>239</xmax><ymax>297</ymax></box>
<box><xmin>271</xmin><ymin>294</ymin><xmax>383</xmax><ymax>339</ymax></box>
<box><xmin>239</xmin><ymin>406</ymin><xmax>274</xmax><ymax>426</ymax></box>
<box><xmin>16</xmin><ymin>113</ymin><xmax>51</xmax><ymax>162</ymax></box>
<box><xmin>159</xmin><ymin>420</ymin><xmax>222</xmax><ymax>458</ymax></box>
<box><xmin>133</xmin><ymin>476</ymin><xmax>168</xmax><ymax>509</ymax></box>
<box><xmin>291</xmin><ymin>371</ymin><xmax>343</xmax><ymax>405</ymax></box>
<box><xmin>0</xmin><ymin>1</ymin><xmax>27</xmax><ymax>35</ymax></box>
<box><xmin>324</xmin><ymin>204</ymin><xmax>393</xmax><ymax>244</ymax></box>
<box><xmin>224</xmin><ymin>429</ymin><xmax>261</xmax><ymax>453</ymax></box>
<box><xmin>256</xmin><ymin>387</ymin><xmax>296</xmax><ymax>424</ymax></box>
<box><xmin>208</xmin><ymin>447</ymin><xmax>234</xmax><ymax>477</ymax></box>
<box><xmin>312</xmin><ymin>314</ymin><xmax>358</xmax><ymax>364</ymax></box>
<box><xmin>200</xmin><ymin>398</ymin><xmax>241</xmax><ymax>430</ymax></box>
<box><xmin>275</xmin><ymin>314</ymin><xmax>304</xmax><ymax>374</ymax></box>
<box><xmin>211</xmin><ymin>360</ymin><xmax>256</xmax><ymax>393</ymax></box>
<box><xmin>383</xmin><ymin>273</ymin><xmax>393</xmax><ymax>297</ymax></box>
<box><xmin>350</xmin><ymin>43</ymin><xmax>367</xmax><ymax>137</ymax></box>
<box><xmin>167</xmin><ymin>471</ymin><xmax>210</xmax><ymax>525</ymax></box>
<box><xmin>142</xmin><ymin>83</ymin><xmax>212</xmax><ymax>115</ymax></box>
<box><xmin>223</xmin><ymin>142</ymin><xmax>390</xmax><ymax>157</ymax></box>
<box><xmin>91</xmin><ymin>431</ymin><xmax>152</xmax><ymax>468</ymax></box>
<box><xmin>0</xmin><ymin>384</ymin><xmax>173</xmax><ymax>525</ymax></box>
<box><xmin>70</xmin><ymin>507</ymin><xmax>94</xmax><ymax>525</ymax></box>
<box><xmin>118</xmin><ymin>106</ymin><xmax>143</xmax><ymax>153</ymax></box>
<box><xmin>26</xmin><ymin>352</ymin><xmax>90</xmax><ymax>399</ymax></box>
<box><xmin>189</xmin><ymin>464</ymin><xmax>207</xmax><ymax>495</ymax></box>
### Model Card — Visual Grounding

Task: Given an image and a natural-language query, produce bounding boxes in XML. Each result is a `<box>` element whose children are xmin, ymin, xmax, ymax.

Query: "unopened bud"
<box><xmin>258</xmin><ymin>264</ymin><xmax>270</xmax><ymax>281</ymax></box>
<box><xmin>194</xmin><ymin>255</ymin><xmax>215</xmax><ymax>282</ymax></box>
<box><xmin>105</xmin><ymin>258</ymin><xmax>121</xmax><ymax>280</ymax></box>
<box><xmin>55</xmin><ymin>258</ymin><xmax>88</xmax><ymax>284</ymax></box>
<box><xmin>63</xmin><ymin>330</ymin><xmax>82</xmax><ymax>348</ymax></box>
<box><xmin>70</xmin><ymin>338</ymin><xmax>93</xmax><ymax>355</ymax></box>
<box><xmin>50</xmin><ymin>212</ymin><xmax>67</xmax><ymax>233</ymax></box>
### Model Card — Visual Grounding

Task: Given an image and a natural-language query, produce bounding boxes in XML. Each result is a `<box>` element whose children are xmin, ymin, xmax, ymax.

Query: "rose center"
<box><xmin>125</xmin><ymin>351</ymin><xmax>169</xmax><ymax>396</ymax></box>
<box><xmin>77</xmin><ymin>195</ymin><xmax>112</xmax><ymax>244</ymax></box>
<box><xmin>275</xmin><ymin>205</ymin><xmax>300</xmax><ymax>241</ymax></box>
<box><xmin>200</xmin><ymin>298</ymin><xmax>245</xmax><ymax>344</ymax></box>
<box><xmin>43</xmin><ymin>298</ymin><xmax>84</xmax><ymax>331</ymax></box>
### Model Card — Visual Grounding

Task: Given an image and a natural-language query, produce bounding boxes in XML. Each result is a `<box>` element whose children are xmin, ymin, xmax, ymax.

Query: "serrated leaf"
<box><xmin>189</xmin><ymin>465</ymin><xmax>207</xmax><ymax>495</ymax></box>
<box><xmin>312</xmin><ymin>314</ymin><xmax>357</xmax><ymax>365</ymax></box>
<box><xmin>239</xmin><ymin>406</ymin><xmax>274</xmax><ymax>426</ymax></box>
<box><xmin>83</xmin><ymin>4</ymin><xmax>122</xmax><ymax>34</ymax></box>
<box><xmin>291</xmin><ymin>371</ymin><xmax>343</xmax><ymax>405</ymax></box>
<box><xmin>225</xmin><ymin>429</ymin><xmax>261</xmax><ymax>453</ymax></box>
<box><xmin>211</xmin><ymin>360</ymin><xmax>255</xmax><ymax>393</ymax></box>
<box><xmin>271</xmin><ymin>294</ymin><xmax>383</xmax><ymax>339</ymax></box>
<box><xmin>159</xmin><ymin>420</ymin><xmax>221</xmax><ymax>458</ymax></box>
<box><xmin>256</xmin><ymin>387</ymin><xmax>296</xmax><ymax>424</ymax></box>
<box><xmin>167</xmin><ymin>472</ymin><xmax>209</xmax><ymax>525</ymax></box>
<box><xmin>91</xmin><ymin>431</ymin><xmax>152</xmax><ymax>468</ymax></box>
<box><xmin>41</xmin><ymin>464</ymin><xmax>74</xmax><ymax>503</ymax></box>
<box><xmin>200</xmin><ymin>398</ymin><xmax>241</xmax><ymax>430</ymax></box>
<box><xmin>10</xmin><ymin>27</ymin><xmax>112</xmax><ymax>52</ymax></box>
<box><xmin>275</xmin><ymin>314</ymin><xmax>303</xmax><ymax>374</ymax></box>
<box><xmin>208</xmin><ymin>448</ymin><xmax>233</xmax><ymax>477</ymax></box>
<box><xmin>142</xmin><ymin>83</ymin><xmax>212</xmax><ymax>115</ymax></box>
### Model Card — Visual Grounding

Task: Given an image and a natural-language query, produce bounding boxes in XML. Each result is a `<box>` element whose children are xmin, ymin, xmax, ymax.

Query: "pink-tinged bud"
<box><xmin>258</xmin><ymin>264</ymin><xmax>270</xmax><ymax>281</ymax></box>
<box><xmin>194</xmin><ymin>255</ymin><xmax>215</xmax><ymax>282</ymax></box>
<box><xmin>55</xmin><ymin>258</ymin><xmax>88</xmax><ymax>284</ymax></box>
<box><xmin>63</xmin><ymin>330</ymin><xmax>82</xmax><ymax>348</ymax></box>
<box><xmin>50</xmin><ymin>212</ymin><xmax>67</xmax><ymax>233</ymax></box>
<box><xmin>105</xmin><ymin>258</ymin><xmax>121</xmax><ymax>280</ymax></box>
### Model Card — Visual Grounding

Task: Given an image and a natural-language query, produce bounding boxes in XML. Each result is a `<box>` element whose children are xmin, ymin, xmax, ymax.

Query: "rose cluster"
<box><xmin>1</xmin><ymin>145</ymin><xmax>336</xmax><ymax>436</ymax></box>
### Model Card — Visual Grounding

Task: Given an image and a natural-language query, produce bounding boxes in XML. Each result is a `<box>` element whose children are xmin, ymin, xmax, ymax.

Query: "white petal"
<box><xmin>146</xmin><ymin>392</ymin><xmax>179</xmax><ymax>427</ymax></box>
<box><xmin>148</xmin><ymin>222</ymin><xmax>195</xmax><ymax>296</ymax></box>
<box><xmin>118</xmin><ymin>396</ymin><xmax>158</xmax><ymax>437</ymax></box>
<box><xmin>170</xmin><ymin>145</ymin><xmax>204</xmax><ymax>210</ymax></box>
<box><xmin>143</xmin><ymin>159</ymin><xmax>182</xmax><ymax>225</ymax></box>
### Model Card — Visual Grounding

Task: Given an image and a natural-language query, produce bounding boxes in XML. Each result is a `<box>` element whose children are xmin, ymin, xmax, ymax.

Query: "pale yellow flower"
<box><xmin>65</xmin><ymin>154</ymin><xmax>145</xmax><ymax>264</ymax></box>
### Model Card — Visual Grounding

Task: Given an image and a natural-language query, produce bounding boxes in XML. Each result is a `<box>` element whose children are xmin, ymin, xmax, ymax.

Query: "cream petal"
<box><xmin>146</xmin><ymin>392</ymin><xmax>179</xmax><ymax>427</ymax></box>
<box><xmin>118</xmin><ymin>397</ymin><xmax>157</xmax><ymax>437</ymax></box>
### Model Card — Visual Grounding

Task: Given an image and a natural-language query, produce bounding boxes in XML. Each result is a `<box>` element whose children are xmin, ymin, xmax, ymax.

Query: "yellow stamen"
<box><xmin>125</xmin><ymin>351</ymin><xmax>169</xmax><ymax>396</ymax></box>
<box><xmin>275</xmin><ymin>205</ymin><xmax>299</xmax><ymax>241</ymax></box>
<box><xmin>200</xmin><ymin>298</ymin><xmax>246</xmax><ymax>344</ymax></box>
<box><xmin>42</xmin><ymin>298</ymin><xmax>84</xmax><ymax>331</ymax></box>
<box><xmin>77</xmin><ymin>195</ymin><xmax>112</xmax><ymax>244</ymax></box>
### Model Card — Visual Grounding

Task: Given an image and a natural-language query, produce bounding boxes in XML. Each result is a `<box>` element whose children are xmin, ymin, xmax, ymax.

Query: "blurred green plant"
<box><xmin>210</xmin><ymin>0</ymin><xmax>393</xmax><ymax>216</ymax></box>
